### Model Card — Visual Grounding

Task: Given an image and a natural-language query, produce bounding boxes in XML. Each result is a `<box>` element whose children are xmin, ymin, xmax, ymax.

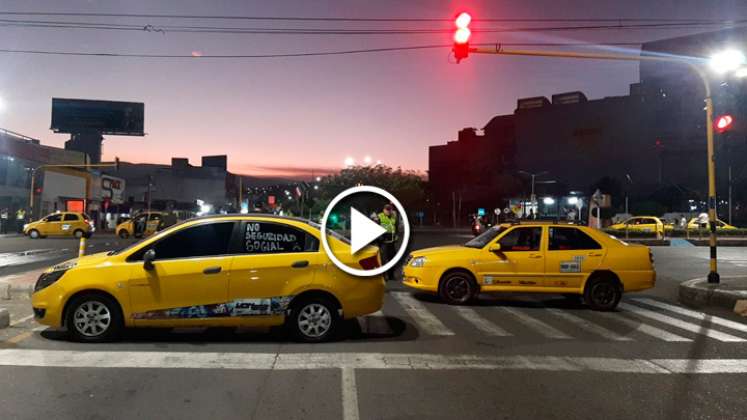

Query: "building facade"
<box><xmin>429</xmin><ymin>28</ymin><xmax>747</xmax><ymax>225</ymax></box>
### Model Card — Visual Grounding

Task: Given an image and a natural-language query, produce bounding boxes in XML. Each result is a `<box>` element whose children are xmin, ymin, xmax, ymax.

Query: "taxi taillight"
<box><xmin>359</xmin><ymin>255</ymin><xmax>380</xmax><ymax>270</ymax></box>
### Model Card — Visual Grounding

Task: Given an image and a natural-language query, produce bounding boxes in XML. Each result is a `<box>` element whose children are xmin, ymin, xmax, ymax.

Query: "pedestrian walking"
<box><xmin>377</xmin><ymin>204</ymin><xmax>398</xmax><ymax>280</ymax></box>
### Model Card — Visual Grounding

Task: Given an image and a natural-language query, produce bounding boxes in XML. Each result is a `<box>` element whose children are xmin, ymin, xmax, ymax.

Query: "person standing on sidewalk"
<box><xmin>15</xmin><ymin>208</ymin><xmax>26</xmax><ymax>233</ymax></box>
<box><xmin>378</xmin><ymin>204</ymin><xmax>398</xmax><ymax>280</ymax></box>
<box><xmin>0</xmin><ymin>208</ymin><xmax>9</xmax><ymax>234</ymax></box>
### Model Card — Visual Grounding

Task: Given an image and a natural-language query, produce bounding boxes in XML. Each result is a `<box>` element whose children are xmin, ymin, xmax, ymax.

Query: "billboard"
<box><xmin>51</xmin><ymin>98</ymin><xmax>144</xmax><ymax>136</ymax></box>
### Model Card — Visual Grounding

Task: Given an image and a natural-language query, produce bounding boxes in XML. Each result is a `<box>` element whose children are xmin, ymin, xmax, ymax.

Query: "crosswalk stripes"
<box><xmin>390</xmin><ymin>292</ymin><xmax>455</xmax><ymax>336</ymax></box>
<box><xmin>497</xmin><ymin>306</ymin><xmax>572</xmax><ymax>339</ymax></box>
<box><xmin>595</xmin><ymin>311</ymin><xmax>693</xmax><ymax>342</ymax></box>
<box><xmin>452</xmin><ymin>306</ymin><xmax>512</xmax><ymax>337</ymax></box>
<box><xmin>631</xmin><ymin>297</ymin><xmax>747</xmax><ymax>335</ymax></box>
<box><xmin>356</xmin><ymin>311</ymin><xmax>393</xmax><ymax>335</ymax></box>
<box><xmin>545</xmin><ymin>309</ymin><xmax>632</xmax><ymax>341</ymax></box>
<box><xmin>618</xmin><ymin>303</ymin><xmax>747</xmax><ymax>342</ymax></box>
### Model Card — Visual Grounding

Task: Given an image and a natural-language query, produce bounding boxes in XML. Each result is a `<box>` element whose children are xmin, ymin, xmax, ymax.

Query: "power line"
<box><xmin>0</xmin><ymin>11</ymin><xmax>742</xmax><ymax>24</ymax></box>
<box><xmin>0</xmin><ymin>18</ymin><xmax>740</xmax><ymax>35</ymax></box>
<box><xmin>0</xmin><ymin>42</ymin><xmax>643</xmax><ymax>60</ymax></box>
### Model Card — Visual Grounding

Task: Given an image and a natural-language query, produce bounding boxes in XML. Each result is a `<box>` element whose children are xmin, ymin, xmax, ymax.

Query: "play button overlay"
<box><xmin>350</xmin><ymin>207</ymin><xmax>387</xmax><ymax>254</ymax></box>
<box><xmin>320</xmin><ymin>185</ymin><xmax>411</xmax><ymax>277</ymax></box>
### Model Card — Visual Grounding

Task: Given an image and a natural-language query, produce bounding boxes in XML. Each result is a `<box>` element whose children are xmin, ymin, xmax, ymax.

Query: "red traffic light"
<box><xmin>453</xmin><ymin>12</ymin><xmax>472</xmax><ymax>63</ymax></box>
<box><xmin>715</xmin><ymin>114</ymin><xmax>734</xmax><ymax>133</ymax></box>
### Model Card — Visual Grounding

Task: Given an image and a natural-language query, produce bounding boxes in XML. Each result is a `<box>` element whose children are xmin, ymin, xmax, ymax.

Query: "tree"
<box><xmin>310</xmin><ymin>165</ymin><xmax>427</xmax><ymax>220</ymax></box>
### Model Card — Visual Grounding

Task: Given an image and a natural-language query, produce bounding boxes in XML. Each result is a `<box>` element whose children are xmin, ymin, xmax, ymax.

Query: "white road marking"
<box><xmin>0</xmin><ymin>350</ymin><xmax>746</xmax><ymax>374</ymax></box>
<box><xmin>453</xmin><ymin>306</ymin><xmax>512</xmax><ymax>337</ymax></box>
<box><xmin>356</xmin><ymin>311</ymin><xmax>393</xmax><ymax>335</ymax></box>
<box><xmin>9</xmin><ymin>314</ymin><xmax>34</xmax><ymax>327</ymax></box>
<box><xmin>341</xmin><ymin>368</ymin><xmax>359</xmax><ymax>420</ymax></box>
<box><xmin>619</xmin><ymin>303</ymin><xmax>746</xmax><ymax>342</ymax></box>
<box><xmin>596</xmin><ymin>312</ymin><xmax>692</xmax><ymax>342</ymax></box>
<box><xmin>498</xmin><ymin>307</ymin><xmax>572</xmax><ymax>339</ymax></box>
<box><xmin>546</xmin><ymin>309</ymin><xmax>632</xmax><ymax>341</ymax></box>
<box><xmin>631</xmin><ymin>298</ymin><xmax>747</xmax><ymax>335</ymax></box>
<box><xmin>390</xmin><ymin>292</ymin><xmax>454</xmax><ymax>336</ymax></box>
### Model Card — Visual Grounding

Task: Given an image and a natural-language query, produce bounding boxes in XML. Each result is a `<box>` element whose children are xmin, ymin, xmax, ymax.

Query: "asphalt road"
<box><xmin>1</xmin><ymin>230</ymin><xmax>747</xmax><ymax>419</ymax></box>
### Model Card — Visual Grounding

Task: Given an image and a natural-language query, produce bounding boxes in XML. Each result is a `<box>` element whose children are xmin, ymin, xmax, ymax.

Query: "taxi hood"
<box><xmin>48</xmin><ymin>251</ymin><xmax>110</xmax><ymax>272</ymax></box>
<box><xmin>411</xmin><ymin>245</ymin><xmax>469</xmax><ymax>257</ymax></box>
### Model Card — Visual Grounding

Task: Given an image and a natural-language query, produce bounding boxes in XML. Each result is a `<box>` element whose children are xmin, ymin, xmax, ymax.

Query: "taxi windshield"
<box><xmin>465</xmin><ymin>226</ymin><xmax>508</xmax><ymax>248</ymax></box>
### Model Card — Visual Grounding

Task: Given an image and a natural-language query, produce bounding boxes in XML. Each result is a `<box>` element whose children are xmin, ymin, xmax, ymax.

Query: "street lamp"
<box><xmin>709</xmin><ymin>49</ymin><xmax>746</xmax><ymax>74</ymax></box>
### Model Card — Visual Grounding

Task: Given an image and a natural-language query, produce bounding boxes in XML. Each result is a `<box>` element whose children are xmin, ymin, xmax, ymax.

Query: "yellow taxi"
<box><xmin>31</xmin><ymin>214</ymin><xmax>384</xmax><ymax>343</ymax></box>
<box><xmin>23</xmin><ymin>212</ymin><xmax>94</xmax><ymax>239</ymax></box>
<box><xmin>116</xmin><ymin>211</ymin><xmax>165</xmax><ymax>239</ymax></box>
<box><xmin>686</xmin><ymin>218</ymin><xmax>737</xmax><ymax>231</ymax></box>
<box><xmin>403</xmin><ymin>222</ymin><xmax>655</xmax><ymax>310</ymax></box>
<box><xmin>608</xmin><ymin>216</ymin><xmax>668</xmax><ymax>234</ymax></box>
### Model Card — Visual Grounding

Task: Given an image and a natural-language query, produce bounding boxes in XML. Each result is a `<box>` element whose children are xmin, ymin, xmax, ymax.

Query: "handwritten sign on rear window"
<box><xmin>245</xmin><ymin>222</ymin><xmax>306</xmax><ymax>254</ymax></box>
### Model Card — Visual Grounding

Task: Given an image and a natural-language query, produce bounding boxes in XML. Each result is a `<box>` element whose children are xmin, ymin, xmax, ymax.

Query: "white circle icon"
<box><xmin>320</xmin><ymin>185</ymin><xmax>410</xmax><ymax>277</ymax></box>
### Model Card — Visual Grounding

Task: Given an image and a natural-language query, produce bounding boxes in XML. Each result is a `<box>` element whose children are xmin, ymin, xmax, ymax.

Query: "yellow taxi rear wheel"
<box><xmin>73</xmin><ymin>229</ymin><xmax>84</xmax><ymax>239</ymax></box>
<box><xmin>583</xmin><ymin>275</ymin><xmax>622</xmax><ymax>311</ymax></box>
<box><xmin>118</xmin><ymin>230</ymin><xmax>129</xmax><ymax>239</ymax></box>
<box><xmin>288</xmin><ymin>297</ymin><xmax>339</xmax><ymax>343</ymax></box>
<box><xmin>439</xmin><ymin>270</ymin><xmax>476</xmax><ymax>305</ymax></box>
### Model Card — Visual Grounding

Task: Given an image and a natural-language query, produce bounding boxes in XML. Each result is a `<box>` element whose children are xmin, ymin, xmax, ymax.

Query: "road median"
<box><xmin>679</xmin><ymin>276</ymin><xmax>747</xmax><ymax>317</ymax></box>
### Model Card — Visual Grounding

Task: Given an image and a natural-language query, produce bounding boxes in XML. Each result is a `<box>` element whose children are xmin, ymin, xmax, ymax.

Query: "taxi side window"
<box><xmin>498</xmin><ymin>227</ymin><xmax>541</xmax><ymax>252</ymax></box>
<box><xmin>63</xmin><ymin>214</ymin><xmax>79</xmax><ymax>221</ymax></box>
<box><xmin>45</xmin><ymin>214</ymin><xmax>62</xmax><ymax>222</ymax></box>
<box><xmin>243</xmin><ymin>222</ymin><xmax>319</xmax><ymax>254</ymax></box>
<box><xmin>549</xmin><ymin>227</ymin><xmax>601</xmax><ymax>251</ymax></box>
<box><xmin>132</xmin><ymin>222</ymin><xmax>236</xmax><ymax>261</ymax></box>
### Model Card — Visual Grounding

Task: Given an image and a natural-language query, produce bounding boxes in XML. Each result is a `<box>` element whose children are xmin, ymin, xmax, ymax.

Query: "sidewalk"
<box><xmin>0</xmin><ymin>268</ymin><xmax>44</xmax><ymax>294</ymax></box>
<box><xmin>679</xmin><ymin>276</ymin><xmax>747</xmax><ymax>317</ymax></box>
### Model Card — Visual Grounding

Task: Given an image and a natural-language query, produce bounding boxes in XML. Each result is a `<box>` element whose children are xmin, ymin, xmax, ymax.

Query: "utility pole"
<box><xmin>146</xmin><ymin>174</ymin><xmax>153</xmax><ymax>215</ymax></box>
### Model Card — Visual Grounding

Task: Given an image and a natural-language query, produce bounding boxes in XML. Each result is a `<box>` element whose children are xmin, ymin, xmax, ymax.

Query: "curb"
<box><xmin>679</xmin><ymin>276</ymin><xmax>747</xmax><ymax>316</ymax></box>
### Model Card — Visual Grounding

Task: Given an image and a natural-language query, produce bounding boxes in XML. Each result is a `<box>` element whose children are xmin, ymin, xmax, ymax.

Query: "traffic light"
<box><xmin>715</xmin><ymin>114</ymin><xmax>734</xmax><ymax>133</ymax></box>
<box><xmin>453</xmin><ymin>12</ymin><xmax>472</xmax><ymax>63</ymax></box>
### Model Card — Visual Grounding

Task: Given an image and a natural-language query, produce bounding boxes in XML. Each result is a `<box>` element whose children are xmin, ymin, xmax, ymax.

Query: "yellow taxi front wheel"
<box><xmin>65</xmin><ymin>293</ymin><xmax>124</xmax><ymax>342</ymax></box>
<box><xmin>583</xmin><ymin>275</ymin><xmax>623</xmax><ymax>311</ymax></box>
<box><xmin>28</xmin><ymin>229</ymin><xmax>40</xmax><ymax>239</ymax></box>
<box><xmin>439</xmin><ymin>270</ymin><xmax>477</xmax><ymax>305</ymax></box>
<box><xmin>288</xmin><ymin>297</ymin><xmax>340</xmax><ymax>343</ymax></box>
<box><xmin>118</xmin><ymin>230</ymin><xmax>129</xmax><ymax>239</ymax></box>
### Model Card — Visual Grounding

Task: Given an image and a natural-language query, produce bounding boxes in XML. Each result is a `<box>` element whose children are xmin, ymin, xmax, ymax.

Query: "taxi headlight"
<box><xmin>410</xmin><ymin>256</ymin><xmax>427</xmax><ymax>267</ymax></box>
<box><xmin>34</xmin><ymin>270</ymin><xmax>67</xmax><ymax>292</ymax></box>
<box><xmin>23</xmin><ymin>224</ymin><xmax>29</xmax><ymax>230</ymax></box>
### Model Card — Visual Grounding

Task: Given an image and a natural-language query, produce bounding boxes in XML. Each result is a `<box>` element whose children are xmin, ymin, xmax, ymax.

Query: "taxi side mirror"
<box><xmin>488</xmin><ymin>243</ymin><xmax>501</xmax><ymax>253</ymax></box>
<box><xmin>143</xmin><ymin>249</ymin><xmax>156</xmax><ymax>271</ymax></box>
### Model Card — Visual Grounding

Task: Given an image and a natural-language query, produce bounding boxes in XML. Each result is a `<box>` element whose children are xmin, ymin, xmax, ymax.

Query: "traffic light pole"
<box><xmin>468</xmin><ymin>45</ymin><xmax>720</xmax><ymax>283</ymax></box>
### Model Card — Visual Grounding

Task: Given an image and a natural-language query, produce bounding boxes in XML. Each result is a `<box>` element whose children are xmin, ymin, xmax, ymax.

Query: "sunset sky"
<box><xmin>1</xmin><ymin>0</ymin><xmax>746</xmax><ymax>178</ymax></box>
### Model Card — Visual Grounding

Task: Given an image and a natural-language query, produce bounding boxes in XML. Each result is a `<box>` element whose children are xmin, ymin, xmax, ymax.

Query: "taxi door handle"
<box><xmin>587</xmin><ymin>252</ymin><xmax>603</xmax><ymax>257</ymax></box>
<box><xmin>292</xmin><ymin>260</ymin><xmax>309</xmax><ymax>268</ymax></box>
<box><xmin>203</xmin><ymin>266</ymin><xmax>222</xmax><ymax>275</ymax></box>
<box><xmin>529</xmin><ymin>254</ymin><xmax>543</xmax><ymax>259</ymax></box>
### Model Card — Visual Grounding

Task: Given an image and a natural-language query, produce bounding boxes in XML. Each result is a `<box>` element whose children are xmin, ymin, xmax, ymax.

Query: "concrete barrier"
<box><xmin>0</xmin><ymin>308</ymin><xmax>9</xmax><ymax>328</ymax></box>
<box><xmin>0</xmin><ymin>280</ymin><xmax>10</xmax><ymax>300</ymax></box>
